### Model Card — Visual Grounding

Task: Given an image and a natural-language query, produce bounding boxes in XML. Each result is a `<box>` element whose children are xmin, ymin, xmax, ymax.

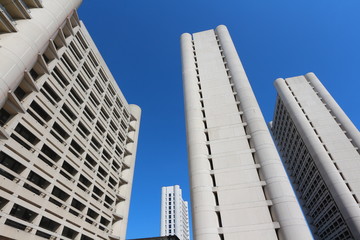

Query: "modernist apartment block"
<box><xmin>160</xmin><ymin>185</ymin><xmax>190</xmax><ymax>240</ymax></box>
<box><xmin>180</xmin><ymin>25</ymin><xmax>311</xmax><ymax>240</ymax></box>
<box><xmin>270</xmin><ymin>73</ymin><xmax>360</xmax><ymax>239</ymax></box>
<box><xmin>0</xmin><ymin>0</ymin><xmax>141</xmax><ymax>240</ymax></box>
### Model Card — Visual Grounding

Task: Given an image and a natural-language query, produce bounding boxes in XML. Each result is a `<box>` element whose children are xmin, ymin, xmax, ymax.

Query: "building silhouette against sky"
<box><xmin>160</xmin><ymin>185</ymin><xmax>190</xmax><ymax>240</ymax></box>
<box><xmin>180</xmin><ymin>25</ymin><xmax>311</xmax><ymax>240</ymax></box>
<box><xmin>0</xmin><ymin>0</ymin><xmax>140</xmax><ymax>239</ymax></box>
<box><xmin>270</xmin><ymin>73</ymin><xmax>360</xmax><ymax>239</ymax></box>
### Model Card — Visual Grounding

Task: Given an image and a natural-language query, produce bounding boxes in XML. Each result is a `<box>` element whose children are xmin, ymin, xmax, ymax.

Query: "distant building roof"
<box><xmin>128</xmin><ymin>236</ymin><xmax>180</xmax><ymax>240</ymax></box>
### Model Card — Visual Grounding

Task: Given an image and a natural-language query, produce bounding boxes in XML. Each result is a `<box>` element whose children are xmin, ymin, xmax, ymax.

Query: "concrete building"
<box><xmin>270</xmin><ymin>73</ymin><xmax>360</xmax><ymax>239</ymax></box>
<box><xmin>160</xmin><ymin>185</ymin><xmax>190</xmax><ymax>240</ymax></box>
<box><xmin>0</xmin><ymin>0</ymin><xmax>141</xmax><ymax>239</ymax></box>
<box><xmin>180</xmin><ymin>25</ymin><xmax>312</xmax><ymax>240</ymax></box>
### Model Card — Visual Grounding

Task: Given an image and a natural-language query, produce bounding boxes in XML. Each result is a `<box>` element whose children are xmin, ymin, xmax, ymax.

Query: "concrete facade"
<box><xmin>271</xmin><ymin>73</ymin><xmax>360</xmax><ymax>239</ymax></box>
<box><xmin>160</xmin><ymin>185</ymin><xmax>190</xmax><ymax>240</ymax></box>
<box><xmin>0</xmin><ymin>0</ymin><xmax>141</xmax><ymax>239</ymax></box>
<box><xmin>180</xmin><ymin>25</ymin><xmax>311</xmax><ymax>240</ymax></box>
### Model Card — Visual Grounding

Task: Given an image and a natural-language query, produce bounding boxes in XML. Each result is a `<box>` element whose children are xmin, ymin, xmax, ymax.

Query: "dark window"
<box><xmin>39</xmin><ymin>216</ymin><xmax>60</xmax><ymax>231</ymax></box>
<box><xmin>0</xmin><ymin>152</ymin><xmax>25</xmax><ymax>174</ymax></box>
<box><xmin>30</xmin><ymin>101</ymin><xmax>51</xmax><ymax>122</ymax></box>
<box><xmin>71</xmin><ymin>198</ymin><xmax>85</xmax><ymax>211</ymax></box>
<box><xmin>14</xmin><ymin>86</ymin><xmax>26</xmax><ymax>101</ymax></box>
<box><xmin>29</xmin><ymin>69</ymin><xmax>39</xmax><ymax>80</ymax></box>
<box><xmin>98</xmin><ymin>166</ymin><xmax>107</xmax><ymax>178</ymax></box>
<box><xmin>79</xmin><ymin>175</ymin><xmax>91</xmax><ymax>187</ymax></box>
<box><xmin>87</xmin><ymin>208</ymin><xmax>99</xmax><ymax>220</ymax></box>
<box><xmin>52</xmin><ymin>122</ymin><xmax>70</xmax><ymax>139</ymax></box>
<box><xmin>85</xmin><ymin>154</ymin><xmax>96</xmax><ymax>167</ymax></box>
<box><xmin>9</xmin><ymin>204</ymin><xmax>37</xmax><ymax>222</ymax></box>
<box><xmin>91</xmin><ymin>137</ymin><xmax>101</xmax><ymax>149</ymax></box>
<box><xmin>14</xmin><ymin>123</ymin><xmax>39</xmax><ymax>145</ymax></box>
<box><xmin>5</xmin><ymin>219</ymin><xmax>26</xmax><ymax>230</ymax></box>
<box><xmin>43</xmin><ymin>82</ymin><xmax>61</xmax><ymax>102</ymax></box>
<box><xmin>36</xmin><ymin>230</ymin><xmax>52</xmax><ymax>239</ymax></box>
<box><xmin>105</xmin><ymin>195</ymin><xmax>114</xmax><ymax>206</ymax></box>
<box><xmin>70</xmin><ymin>88</ymin><xmax>84</xmax><ymax>105</ymax></box>
<box><xmin>41</xmin><ymin>144</ymin><xmax>60</xmax><ymax>162</ymax></box>
<box><xmin>53</xmin><ymin>67</ymin><xmax>69</xmax><ymax>87</ymax></box>
<box><xmin>0</xmin><ymin>108</ymin><xmax>11</xmax><ymax>127</ymax></box>
<box><xmin>52</xmin><ymin>186</ymin><xmax>69</xmax><ymax>202</ymax></box>
<box><xmin>24</xmin><ymin>171</ymin><xmax>50</xmax><ymax>195</ymax></box>
<box><xmin>62</xmin><ymin>226</ymin><xmax>78</xmax><ymax>239</ymax></box>
<box><xmin>62</xmin><ymin>104</ymin><xmax>77</xmax><ymax>120</ymax></box>
<box><xmin>81</xmin><ymin>234</ymin><xmax>94</xmax><ymax>240</ymax></box>
<box><xmin>78</xmin><ymin>121</ymin><xmax>90</xmax><ymax>136</ymax></box>
<box><xmin>100</xmin><ymin>216</ymin><xmax>110</xmax><ymax>227</ymax></box>
<box><xmin>71</xmin><ymin>140</ymin><xmax>84</xmax><ymax>155</ymax></box>
<box><xmin>62</xmin><ymin>161</ymin><xmax>78</xmax><ymax>176</ymax></box>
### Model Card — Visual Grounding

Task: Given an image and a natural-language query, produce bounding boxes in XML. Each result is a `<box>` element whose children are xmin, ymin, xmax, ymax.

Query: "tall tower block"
<box><xmin>181</xmin><ymin>25</ymin><xmax>311</xmax><ymax>240</ymax></box>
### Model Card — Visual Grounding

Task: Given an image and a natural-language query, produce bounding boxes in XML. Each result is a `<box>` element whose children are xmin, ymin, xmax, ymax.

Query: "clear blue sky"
<box><xmin>78</xmin><ymin>1</ymin><xmax>360</xmax><ymax>239</ymax></box>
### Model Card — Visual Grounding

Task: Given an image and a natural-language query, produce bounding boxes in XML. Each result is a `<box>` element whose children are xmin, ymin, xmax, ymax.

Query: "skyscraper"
<box><xmin>270</xmin><ymin>73</ymin><xmax>360</xmax><ymax>239</ymax></box>
<box><xmin>160</xmin><ymin>185</ymin><xmax>190</xmax><ymax>240</ymax></box>
<box><xmin>0</xmin><ymin>0</ymin><xmax>140</xmax><ymax>239</ymax></box>
<box><xmin>180</xmin><ymin>25</ymin><xmax>311</xmax><ymax>240</ymax></box>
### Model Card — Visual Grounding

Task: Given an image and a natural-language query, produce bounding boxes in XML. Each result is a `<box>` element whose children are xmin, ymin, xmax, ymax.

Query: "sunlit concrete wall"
<box><xmin>0</xmin><ymin>1</ymin><xmax>140</xmax><ymax>239</ymax></box>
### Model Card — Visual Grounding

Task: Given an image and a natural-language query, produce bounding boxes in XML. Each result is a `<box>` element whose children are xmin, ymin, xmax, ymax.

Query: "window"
<box><xmin>9</xmin><ymin>204</ymin><xmax>37</xmax><ymax>222</ymax></box>
<box><xmin>0</xmin><ymin>108</ymin><xmax>11</xmax><ymax>126</ymax></box>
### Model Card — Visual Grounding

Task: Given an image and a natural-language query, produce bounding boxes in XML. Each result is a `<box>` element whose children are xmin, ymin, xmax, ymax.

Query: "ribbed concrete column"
<box><xmin>215</xmin><ymin>25</ymin><xmax>312</xmax><ymax>240</ymax></box>
<box><xmin>275</xmin><ymin>78</ymin><xmax>360</xmax><ymax>239</ymax></box>
<box><xmin>181</xmin><ymin>33</ymin><xmax>220</xmax><ymax>240</ymax></box>
<box><xmin>0</xmin><ymin>0</ymin><xmax>83</xmax><ymax>107</ymax></box>
<box><xmin>114</xmin><ymin>104</ymin><xmax>141</xmax><ymax>240</ymax></box>
<box><xmin>304</xmin><ymin>72</ymin><xmax>360</xmax><ymax>149</ymax></box>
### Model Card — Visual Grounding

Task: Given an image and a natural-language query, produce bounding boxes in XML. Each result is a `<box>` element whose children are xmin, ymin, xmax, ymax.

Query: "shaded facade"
<box><xmin>160</xmin><ymin>185</ymin><xmax>190</xmax><ymax>240</ymax></box>
<box><xmin>180</xmin><ymin>25</ymin><xmax>311</xmax><ymax>240</ymax></box>
<box><xmin>271</xmin><ymin>73</ymin><xmax>360</xmax><ymax>239</ymax></box>
<box><xmin>0</xmin><ymin>0</ymin><xmax>140</xmax><ymax>239</ymax></box>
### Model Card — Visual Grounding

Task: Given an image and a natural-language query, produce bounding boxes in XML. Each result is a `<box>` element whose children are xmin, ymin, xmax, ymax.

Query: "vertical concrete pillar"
<box><xmin>181</xmin><ymin>33</ymin><xmax>220</xmax><ymax>240</ymax></box>
<box><xmin>215</xmin><ymin>25</ymin><xmax>312</xmax><ymax>240</ymax></box>
<box><xmin>304</xmin><ymin>72</ymin><xmax>360</xmax><ymax>149</ymax></box>
<box><xmin>113</xmin><ymin>104</ymin><xmax>141</xmax><ymax>240</ymax></box>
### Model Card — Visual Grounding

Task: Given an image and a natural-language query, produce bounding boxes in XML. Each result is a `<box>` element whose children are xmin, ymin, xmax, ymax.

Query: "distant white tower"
<box><xmin>161</xmin><ymin>185</ymin><xmax>190</xmax><ymax>240</ymax></box>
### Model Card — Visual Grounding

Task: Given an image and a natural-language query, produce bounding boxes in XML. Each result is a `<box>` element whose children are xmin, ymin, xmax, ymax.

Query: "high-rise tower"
<box><xmin>180</xmin><ymin>25</ymin><xmax>311</xmax><ymax>240</ymax></box>
<box><xmin>160</xmin><ymin>185</ymin><xmax>190</xmax><ymax>240</ymax></box>
<box><xmin>0</xmin><ymin>1</ymin><xmax>141</xmax><ymax>239</ymax></box>
<box><xmin>271</xmin><ymin>73</ymin><xmax>360</xmax><ymax>239</ymax></box>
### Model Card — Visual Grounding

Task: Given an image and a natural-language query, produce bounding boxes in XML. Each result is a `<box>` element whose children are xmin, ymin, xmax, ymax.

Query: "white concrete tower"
<box><xmin>271</xmin><ymin>73</ymin><xmax>360</xmax><ymax>239</ymax></box>
<box><xmin>0</xmin><ymin>0</ymin><xmax>141</xmax><ymax>239</ymax></box>
<box><xmin>161</xmin><ymin>185</ymin><xmax>190</xmax><ymax>240</ymax></box>
<box><xmin>181</xmin><ymin>25</ymin><xmax>312</xmax><ymax>240</ymax></box>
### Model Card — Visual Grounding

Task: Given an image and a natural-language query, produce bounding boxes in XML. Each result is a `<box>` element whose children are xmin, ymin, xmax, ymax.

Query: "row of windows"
<box><xmin>272</xmin><ymin>99</ymin><xmax>352</xmax><ymax>239</ymax></box>
<box><xmin>0</xmin><ymin>10</ymin><xmax>136</xmax><ymax>239</ymax></box>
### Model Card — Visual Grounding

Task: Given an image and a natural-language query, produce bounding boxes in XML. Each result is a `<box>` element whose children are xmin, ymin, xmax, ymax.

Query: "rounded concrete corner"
<box><xmin>305</xmin><ymin>72</ymin><xmax>316</xmax><ymax>78</ymax></box>
<box><xmin>274</xmin><ymin>78</ymin><xmax>285</xmax><ymax>86</ymax></box>
<box><xmin>215</xmin><ymin>24</ymin><xmax>228</xmax><ymax>32</ymax></box>
<box><xmin>129</xmin><ymin>104</ymin><xmax>142</xmax><ymax>120</ymax></box>
<box><xmin>180</xmin><ymin>32</ymin><xmax>192</xmax><ymax>41</ymax></box>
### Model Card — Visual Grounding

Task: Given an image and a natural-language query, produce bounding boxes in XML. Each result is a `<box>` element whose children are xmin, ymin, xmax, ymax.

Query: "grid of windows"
<box><xmin>272</xmin><ymin>98</ymin><xmax>352</xmax><ymax>239</ymax></box>
<box><xmin>0</xmin><ymin>7</ymin><xmax>139</xmax><ymax>240</ymax></box>
<box><xmin>162</xmin><ymin>187</ymin><xmax>189</xmax><ymax>240</ymax></box>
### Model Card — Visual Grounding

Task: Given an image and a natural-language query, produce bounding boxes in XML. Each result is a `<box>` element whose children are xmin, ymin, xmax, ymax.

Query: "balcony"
<box><xmin>0</xmin><ymin>4</ymin><xmax>16</xmax><ymax>33</ymax></box>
